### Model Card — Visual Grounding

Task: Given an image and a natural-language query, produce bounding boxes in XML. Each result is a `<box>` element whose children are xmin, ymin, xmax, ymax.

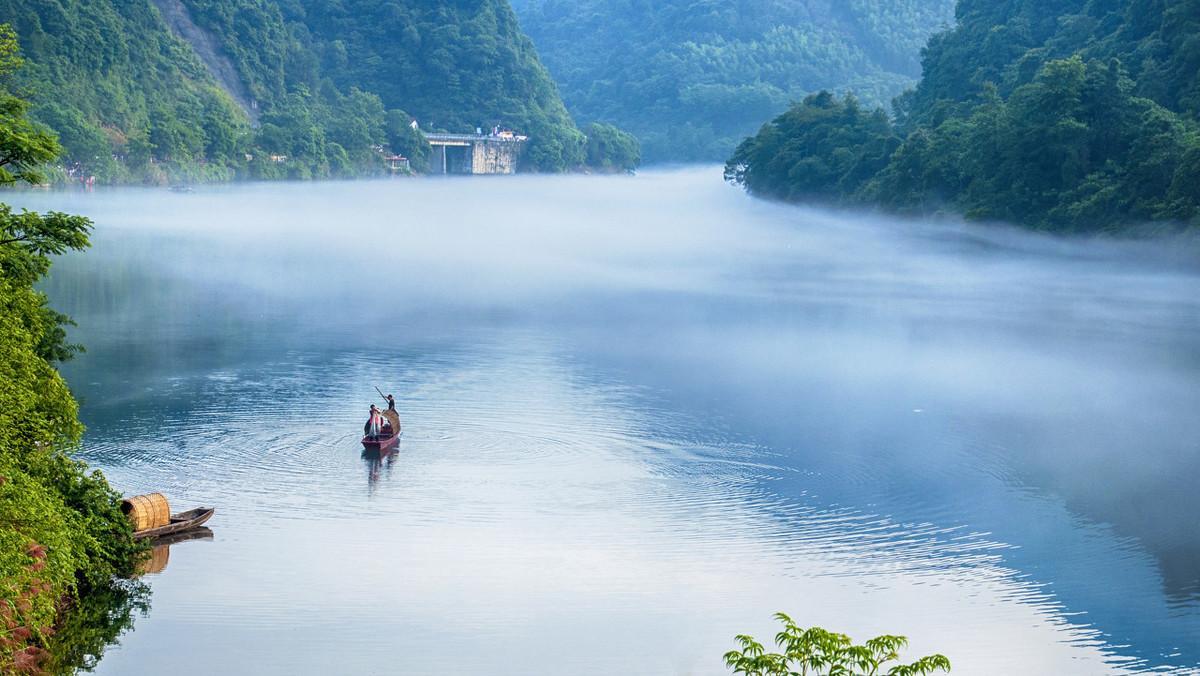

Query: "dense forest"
<box><xmin>0</xmin><ymin>0</ymin><xmax>630</xmax><ymax>182</ymax></box>
<box><xmin>726</xmin><ymin>0</ymin><xmax>1200</xmax><ymax>232</ymax></box>
<box><xmin>510</xmin><ymin>0</ymin><xmax>956</xmax><ymax>161</ymax></box>
<box><xmin>0</xmin><ymin>25</ymin><xmax>143</xmax><ymax>670</ymax></box>
<box><xmin>0</xmin><ymin>0</ymin><xmax>250</xmax><ymax>183</ymax></box>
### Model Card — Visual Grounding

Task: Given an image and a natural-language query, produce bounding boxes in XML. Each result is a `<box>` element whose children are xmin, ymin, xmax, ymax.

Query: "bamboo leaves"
<box><xmin>725</xmin><ymin>614</ymin><xmax>950</xmax><ymax>676</ymax></box>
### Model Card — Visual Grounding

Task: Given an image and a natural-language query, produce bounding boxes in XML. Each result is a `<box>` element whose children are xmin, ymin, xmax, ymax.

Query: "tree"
<box><xmin>0</xmin><ymin>25</ymin><xmax>59</xmax><ymax>185</ymax></box>
<box><xmin>725</xmin><ymin>92</ymin><xmax>899</xmax><ymax>203</ymax></box>
<box><xmin>724</xmin><ymin>614</ymin><xmax>951</xmax><ymax>676</ymax></box>
<box><xmin>511</xmin><ymin>0</ymin><xmax>956</xmax><ymax>161</ymax></box>
<box><xmin>0</xmin><ymin>24</ymin><xmax>92</xmax><ymax>361</ymax></box>
<box><xmin>386</xmin><ymin>109</ymin><xmax>431</xmax><ymax>173</ymax></box>
<box><xmin>0</xmin><ymin>23</ymin><xmax>142</xmax><ymax>672</ymax></box>
<box><xmin>583</xmin><ymin>122</ymin><xmax>641</xmax><ymax>172</ymax></box>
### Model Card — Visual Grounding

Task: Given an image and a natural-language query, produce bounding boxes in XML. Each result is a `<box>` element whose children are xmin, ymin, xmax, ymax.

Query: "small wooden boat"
<box><xmin>361</xmin><ymin>423</ymin><xmax>399</xmax><ymax>452</ymax></box>
<box><xmin>133</xmin><ymin>508</ymin><xmax>215</xmax><ymax>540</ymax></box>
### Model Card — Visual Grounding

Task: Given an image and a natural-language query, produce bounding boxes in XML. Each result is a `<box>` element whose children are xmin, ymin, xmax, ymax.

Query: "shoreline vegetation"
<box><xmin>0</xmin><ymin>25</ymin><xmax>145</xmax><ymax>673</ymax></box>
<box><xmin>725</xmin><ymin>0</ymin><xmax>1200</xmax><ymax>234</ymax></box>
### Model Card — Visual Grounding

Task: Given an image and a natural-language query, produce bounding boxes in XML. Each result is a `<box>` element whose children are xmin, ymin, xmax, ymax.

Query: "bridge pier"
<box><xmin>425</xmin><ymin>133</ymin><xmax>527</xmax><ymax>174</ymax></box>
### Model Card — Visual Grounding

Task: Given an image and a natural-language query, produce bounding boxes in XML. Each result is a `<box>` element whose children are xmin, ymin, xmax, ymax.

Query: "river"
<box><xmin>19</xmin><ymin>167</ymin><xmax>1200</xmax><ymax>674</ymax></box>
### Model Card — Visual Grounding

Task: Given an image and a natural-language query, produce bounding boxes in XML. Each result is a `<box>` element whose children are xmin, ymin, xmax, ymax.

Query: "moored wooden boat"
<box><xmin>133</xmin><ymin>507</ymin><xmax>215</xmax><ymax>539</ymax></box>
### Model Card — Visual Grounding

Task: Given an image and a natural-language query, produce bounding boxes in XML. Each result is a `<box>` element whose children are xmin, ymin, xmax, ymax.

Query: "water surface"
<box><xmin>22</xmin><ymin>168</ymin><xmax>1200</xmax><ymax>674</ymax></box>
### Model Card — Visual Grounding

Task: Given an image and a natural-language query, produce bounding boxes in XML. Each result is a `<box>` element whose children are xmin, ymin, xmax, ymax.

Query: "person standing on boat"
<box><xmin>385</xmin><ymin>394</ymin><xmax>402</xmax><ymax>433</ymax></box>
<box><xmin>364</xmin><ymin>405</ymin><xmax>383</xmax><ymax>440</ymax></box>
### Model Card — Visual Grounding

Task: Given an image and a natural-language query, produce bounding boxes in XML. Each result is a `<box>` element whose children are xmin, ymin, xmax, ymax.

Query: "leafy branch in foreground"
<box><xmin>724</xmin><ymin>613</ymin><xmax>951</xmax><ymax>676</ymax></box>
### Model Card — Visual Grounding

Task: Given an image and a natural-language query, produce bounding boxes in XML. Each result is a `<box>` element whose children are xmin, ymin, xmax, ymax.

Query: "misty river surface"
<box><xmin>18</xmin><ymin>167</ymin><xmax>1200</xmax><ymax>674</ymax></box>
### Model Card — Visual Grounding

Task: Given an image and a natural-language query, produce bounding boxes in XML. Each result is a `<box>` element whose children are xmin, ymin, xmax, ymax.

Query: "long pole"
<box><xmin>374</xmin><ymin>386</ymin><xmax>387</xmax><ymax>403</ymax></box>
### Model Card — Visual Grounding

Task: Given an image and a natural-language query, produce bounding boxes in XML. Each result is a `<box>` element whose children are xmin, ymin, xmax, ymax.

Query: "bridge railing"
<box><xmin>424</xmin><ymin>132</ymin><xmax>527</xmax><ymax>143</ymax></box>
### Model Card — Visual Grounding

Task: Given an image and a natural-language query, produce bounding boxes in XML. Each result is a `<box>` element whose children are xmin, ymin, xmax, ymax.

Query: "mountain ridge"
<box><xmin>510</xmin><ymin>0</ymin><xmax>957</xmax><ymax>161</ymax></box>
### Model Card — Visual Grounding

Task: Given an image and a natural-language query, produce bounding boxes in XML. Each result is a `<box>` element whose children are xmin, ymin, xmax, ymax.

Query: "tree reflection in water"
<box><xmin>43</xmin><ymin>579</ymin><xmax>150</xmax><ymax>675</ymax></box>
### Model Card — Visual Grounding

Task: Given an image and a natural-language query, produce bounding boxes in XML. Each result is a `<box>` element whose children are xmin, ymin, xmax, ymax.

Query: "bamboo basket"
<box><xmin>381</xmin><ymin>410</ymin><xmax>401</xmax><ymax>435</ymax></box>
<box><xmin>121</xmin><ymin>493</ymin><xmax>171</xmax><ymax>532</ymax></box>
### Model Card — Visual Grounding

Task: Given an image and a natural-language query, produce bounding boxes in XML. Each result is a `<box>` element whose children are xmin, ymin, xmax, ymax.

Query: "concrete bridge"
<box><xmin>425</xmin><ymin>132</ymin><xmax>528</xmax><ymax>175</ymax></box>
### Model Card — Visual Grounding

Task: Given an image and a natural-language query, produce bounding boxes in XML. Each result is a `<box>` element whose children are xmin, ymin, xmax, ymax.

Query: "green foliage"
<box><xmin>386</xmin><ymin>109</ymin><xmax>431</xmax><ymax>174</ymax></box>
<box><xmin>583</xmin><ymin>122</ymin><xmax>640</xmax><ymax>172</ymax></box>
<box><xmin>512</xmin><ymin>0</ymin><xmax>955</xmax><ymax>162</ymax></box>
<box><xmin>727</xmin><ymin>1</ymin><xmax>1200</xmax><ymax>232</ymax></box>
<box><xmin>270</xmin><ymin>0</ymin><xmax>584</xmax><ymax>171</ymax></box>
<box><xmin>0</xmin><ymin>0</ymin><xmax>596</xmax><ymax>179</ymax></box>
<box><xmin>724</xmin><ymin>613</ymin><xmax>951</xmax><ymax>676</ymax></box>
<box><xmin>726</xmin><ymin>92</ymin><xmax>898</xmax><ymax>202</ymax></box>
<box><xmin>0</xmin><ymin>37</ymin><xmax>144</xmax><ymax>670</ymax></box>
<box><xmin>41</xmin><ymin>579</ymin><xmax>150</xmax><ymax>674</ymax></box>
<box><xmin>0</xmin><ymin>24</ymin><xmax>57</xmax><ymax>186</ymax></box>
<box><xmin>902</xmin><ymin>0</ymin><xmax>1200</xmax><ymax>127</ymax></box>
<box><xmin>0</xmin><ymin>0</ymin><xmax>251</xmax><ymax>183</ymax></box>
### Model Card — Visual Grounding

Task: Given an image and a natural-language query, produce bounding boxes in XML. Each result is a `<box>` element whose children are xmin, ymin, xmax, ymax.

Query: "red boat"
<box><xmin>362</xmin><ymin>406</ymin><xmax>401</xmax><ymax>452</ymax></box>
<box><xmin>362</xmin><ymin>424</ymin><xmax>399</xmax><ymax>452</ymax></box>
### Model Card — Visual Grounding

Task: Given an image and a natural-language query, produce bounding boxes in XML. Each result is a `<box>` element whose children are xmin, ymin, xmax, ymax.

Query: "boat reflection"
<box><xmin>362</xmin><ymin>444</ymin><xmax>398</xmax><ymax>493</ymax></box>
<box><xmin>137</xmin><ymin>527</ymin><xmax>214</xmax><ymax>576</ymax></box>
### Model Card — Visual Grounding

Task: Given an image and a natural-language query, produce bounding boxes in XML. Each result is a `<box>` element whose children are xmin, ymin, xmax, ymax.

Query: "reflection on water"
<box><xmin>41</xmin><ymin>580</ymin><xmax>150</xmax><ymax>675</ymax></box>
<box><xmin>18</xmin><ymin>168</ymin><xmax>1200</xmax><ymax>674</ymax></box>
<box><xmin>138</xmin><ymin>529</ymin><xmax>215</xmax><ymax>576</ymax></box>
<box><xmin>363</xmin><ymin>445</ymin><xmax>399</xmax><ymax>494</ymax></box>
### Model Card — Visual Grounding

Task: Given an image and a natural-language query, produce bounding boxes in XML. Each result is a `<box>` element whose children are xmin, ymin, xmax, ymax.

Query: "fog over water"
<box><xmin>19</xmin><ymin>167</ymin><xmax>1200</xmax><ymax>674</ymax></box>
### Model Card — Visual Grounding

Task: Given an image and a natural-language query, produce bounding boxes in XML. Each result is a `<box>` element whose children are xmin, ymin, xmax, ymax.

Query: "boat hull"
<box><xmin>133</xmin><ymin>508</ymin><xmax>215</xmax><ymax>539</ymax></box>
<box><xmin>361</xmin><ymin>432</ymin><xmax>399</xmax><ymax>452</ymax></box>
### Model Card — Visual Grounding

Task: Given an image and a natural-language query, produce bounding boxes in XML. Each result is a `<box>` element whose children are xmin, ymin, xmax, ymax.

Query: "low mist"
<box><xmin>18</xmin><ymin>166</ymin><xmax>1200</xmax><ymax>670</ymax></box>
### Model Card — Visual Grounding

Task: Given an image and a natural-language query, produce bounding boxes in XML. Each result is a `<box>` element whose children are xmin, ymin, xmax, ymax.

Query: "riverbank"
<box><xmin>0</xmin><ymin>292</ymin><xmax>145</xmax><ymax>671</ymax></box>
<box><xmin>0</xmin><ymin>207</ymin><xmax>144</xmax><ymax>672</ymax></box>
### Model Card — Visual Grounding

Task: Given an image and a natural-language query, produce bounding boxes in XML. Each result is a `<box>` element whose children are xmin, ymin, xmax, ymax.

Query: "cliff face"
<box><xmin>148</xmin><ymin>0</ymin><xmax>258</xmax><ymax>122</ymax></box>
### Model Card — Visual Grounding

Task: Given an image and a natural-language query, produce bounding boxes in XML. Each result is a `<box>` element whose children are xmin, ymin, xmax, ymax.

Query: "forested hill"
<box><xmin>510</xmin><ymin>0</ymin><xmax>956</xmax><ymax>162</ymax></box>
<box><xmin>274</xmin><ymin>0</ymin><xmax>583</xmax><ymax>171</ymax></box>
<box><xmin>0</xmin><ymin>0</ymin><xmax>591</xmax><ymax>181</ymax></box>
<box><xmin>726</xmin><ymin>0</ymin><xmax>1200</xmax><ymax>232</ymax></box>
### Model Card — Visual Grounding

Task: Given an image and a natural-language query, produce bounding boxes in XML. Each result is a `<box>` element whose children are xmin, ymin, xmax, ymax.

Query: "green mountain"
<box><xmin>510</xmin><ymin>0</ymin><xmax>956</xmax><ymax>161</ymax></box>
<box><xmin>0</xmin><ymin>0</ymin><xmax>250</xmax><ymax>182</ymax></box>
<box><xmin>0</xmin><ymin>0</ymin><xmax>596</xmax><ymax>181</ymax></box>
<box><xmin>726</xmin><ymin>0</ymin><xmax>1200</xmax><ymax>232</ymax></box>
<box><xmin>274</xmin><ymin>0</ymin><xmax>584</xmax><ymax>170</ymax></box>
